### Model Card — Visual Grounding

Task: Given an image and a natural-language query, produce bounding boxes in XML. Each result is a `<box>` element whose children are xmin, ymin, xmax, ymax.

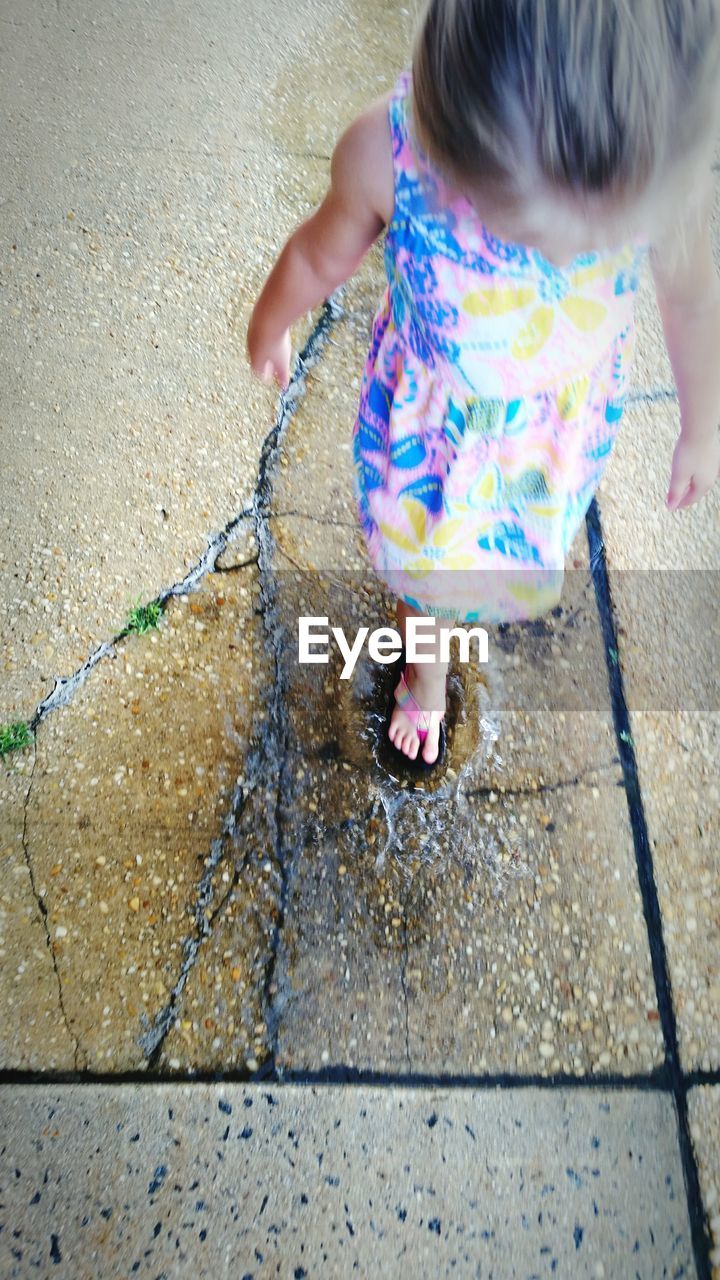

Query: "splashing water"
<box><xmin>339</xmin><ymin>654</ymin><xmax>534</xmax><ymax>897</ymax></box>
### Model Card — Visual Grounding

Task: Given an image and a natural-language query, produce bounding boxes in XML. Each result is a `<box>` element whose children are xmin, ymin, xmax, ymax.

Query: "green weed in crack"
<box><xmin>0</xmin><ymin>720</ymin><xmax>34</xmax><ymax>758</ymax></box>
<box><xmin>124</xmin><ymin>596</ymin><xmax>164</xmax><ymax>635</ymax></box>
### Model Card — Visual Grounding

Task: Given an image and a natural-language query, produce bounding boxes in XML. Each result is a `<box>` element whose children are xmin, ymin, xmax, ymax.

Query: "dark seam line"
<box><xmin>586</xmin><ymin>494</ymin><xmax>711</xmax><ymax>1280</ymax></box>
<box><xmin>0</xmin><ymin>1066</ymin><xmax>670</xmax><ymax>1088</ymax></box>
<box><xmin>685</xmin><ymin>1068</ymin><xmax>720</xmax><ymax>1088</ymax></box>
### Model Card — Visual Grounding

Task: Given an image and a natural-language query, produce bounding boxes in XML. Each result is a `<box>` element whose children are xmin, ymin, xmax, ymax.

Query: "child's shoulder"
<box><xmin>331</xmin><ymin>90</ymin><xmax>395</xmax><ymax>230</ymax></box>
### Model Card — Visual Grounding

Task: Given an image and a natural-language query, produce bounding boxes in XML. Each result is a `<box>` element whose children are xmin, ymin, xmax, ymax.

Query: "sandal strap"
<box><xmin>394</xmin><ymin>671</ymin><xmax>446</xmax><ymax>734</ymax></box>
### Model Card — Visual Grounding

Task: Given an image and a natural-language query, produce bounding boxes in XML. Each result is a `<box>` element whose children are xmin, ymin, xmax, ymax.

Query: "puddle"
<box><xmin>335</xmin><ymin>652</ymin><xmax>532</xmax><ymax>896</ymax></box>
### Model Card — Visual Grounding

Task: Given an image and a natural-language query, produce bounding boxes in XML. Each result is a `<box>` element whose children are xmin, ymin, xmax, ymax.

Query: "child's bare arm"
<box><xmin>650</xmin><ymin>174</ymin><xmax>720</xmax><ymax>510</ymax></box>
<box><xmin>247</xmin><ymin>95</ymin><xmax>394</xmax><ymax>389</ymax></box>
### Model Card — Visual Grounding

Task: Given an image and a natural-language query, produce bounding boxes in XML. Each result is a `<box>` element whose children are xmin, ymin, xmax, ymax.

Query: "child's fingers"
<box><xmin>666</xmin><ymin>485</ymin><xmax>689</xmax><ymax>511</ymax></box>
<box><xmin>676</xmin><ymin>476</ymin><xmax>713</xmax><ymax>509</ymax></box>
<box><xmin>673</xmin><ymin>478</ymin><xmax>697</xmax><ymax>509</ymax></box>
<box><xmin>666</xmin><ymin>457</ymin><xmax>692</xmax><ymax>510</ymax></box>
<box><xmin>278</xmin><ymin>351</ymin><xmax>292</xmax><ymax>391</ymax></box>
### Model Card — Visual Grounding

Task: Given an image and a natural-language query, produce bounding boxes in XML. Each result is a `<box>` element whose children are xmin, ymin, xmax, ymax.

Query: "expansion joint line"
<box><xmin>586</xmin><ymin>495</ymin><xmax>712</xmax><ymax>1280</ymax></box>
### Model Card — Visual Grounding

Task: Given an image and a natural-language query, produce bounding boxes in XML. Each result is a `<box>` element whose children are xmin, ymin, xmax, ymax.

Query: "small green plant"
<box><xmin>619</xmin><ymin>729</ymin><xmax>635</xmax><ymax>748</ymax></box>
<box><xmin>608</xmin><ymin>647</ymin><xmax>619</xmax><ymax>665</ymax></box>
<box><xmin>125</xmin><ymin>596</ymin><xmax>163</xmax><ymax>635</ymax></box>
<box><xmin>0</xmin><ymin>720</ymin><xmax>34</xmax><ymax>757</ymax></box>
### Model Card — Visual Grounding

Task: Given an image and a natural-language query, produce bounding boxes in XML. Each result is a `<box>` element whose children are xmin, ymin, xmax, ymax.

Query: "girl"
<box><xmin>247</xmin><ymin>0</ymin><xmax>720</xmax><ymax>771</ymax></box>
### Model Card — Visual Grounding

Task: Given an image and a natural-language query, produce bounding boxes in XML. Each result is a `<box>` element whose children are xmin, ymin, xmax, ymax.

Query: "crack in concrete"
<box><xmin>140</xmin><ymin>772</ymin><xmax>252</xmax><ymax>1065</ymax></box>
<box><xmin>400</xmin><ymin>885</ymin><xmax>413</xmax><ymax>1072</ymax></box>
<box><xmin>270</xmin><ymin>508</ymin><xmax>360</xmax><ymax>530</ymax></box>
<box><xmin>464</xmin><ymin>758</ymin><xmax>621</xmax><ymax>801</ymax></box>
<box><xmin>251</xmin><ymin>295</ymin><xmax>346</xmax><ymax>1079</ymax></box>
<box><xmin>213</xmin><ymin>554</ymin><xmax>259</xmax><ymax>575</ymax></box>
<box><xmin>20</xmin><ymin>735</ymin><xmax>82</xmax><ymax>1070</ymax></box>
<box><xmin>138</xmin><ymin>292</ymin><xmax>346</xmax><ymax>1070</ymax></box>
<box><xmin>27</xmin><ymin>504</ymin><xmax>257</xmax><ymax>736</ymax></box>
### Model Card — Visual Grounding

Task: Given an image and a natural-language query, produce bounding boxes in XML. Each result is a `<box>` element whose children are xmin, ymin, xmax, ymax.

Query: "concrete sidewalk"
<box><xmin>1</xmin><ymin>2</ymin><xmax>719</xmax><ymax>1278</ymax></box>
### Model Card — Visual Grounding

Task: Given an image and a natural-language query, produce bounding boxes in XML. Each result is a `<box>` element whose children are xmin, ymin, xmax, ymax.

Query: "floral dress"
<box><xmin>351</xmin><ymin>66</ymin><xmax>649</xmax><ymax>623</ymax></box>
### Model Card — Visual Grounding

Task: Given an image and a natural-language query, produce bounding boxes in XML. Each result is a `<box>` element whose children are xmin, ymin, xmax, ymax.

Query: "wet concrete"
<box><xmin>1</xmin><ymin>575</ymin><xmax>265</xmax><ymax>1071</ymax></box>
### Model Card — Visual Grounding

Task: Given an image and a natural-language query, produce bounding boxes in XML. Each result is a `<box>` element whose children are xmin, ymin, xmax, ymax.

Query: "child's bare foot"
<box><xmin>388</xmin><ymin>659</ymin><xmax>447</xmax><ymax>765</ymax></box>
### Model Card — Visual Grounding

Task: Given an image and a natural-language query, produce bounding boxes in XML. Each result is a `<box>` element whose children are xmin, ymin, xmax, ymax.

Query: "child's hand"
<box><xmin>246</xmin><ymin>317</ymin><xmax>292</xmax><ymax>391</ymax></box>
<box><xmin>666</xmin><ymin>429</ymin><xmax>720</xmax><ymax>511</ymax></box>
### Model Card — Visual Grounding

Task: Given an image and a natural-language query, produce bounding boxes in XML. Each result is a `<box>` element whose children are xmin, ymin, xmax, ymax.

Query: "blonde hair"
<box><xmin>412</xmin><ymin>0</ymin><xmax>720</xmax><ymax>232</ymax></box>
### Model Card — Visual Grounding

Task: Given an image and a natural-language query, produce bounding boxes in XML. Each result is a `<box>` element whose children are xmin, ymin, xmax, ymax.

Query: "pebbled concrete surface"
<box><xmin>0</xmin><ymin>1083</ymin><xmax>698</xmax><ymax>1280</ymax></box>
<box><xmin>690</xmin><ymin>1087</ymin><xmax>720</xmax><ymax>1278</ymax></box>
<box><xmin>0</xmin><ymin>575</ymin><xmax>264</xmax><ymax>1071</ymax></box>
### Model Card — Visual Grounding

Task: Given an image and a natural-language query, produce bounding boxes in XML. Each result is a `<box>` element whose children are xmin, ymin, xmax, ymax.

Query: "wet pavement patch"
<box><xmin>0</xmin><ymin>576</ymin><xmax>263</xmax><ymax>1072</ymax></box>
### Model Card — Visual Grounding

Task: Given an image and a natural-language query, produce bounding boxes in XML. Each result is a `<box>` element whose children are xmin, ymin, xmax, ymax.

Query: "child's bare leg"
<box><xmin>388</xmin><ymin>599</ymin><xmax>455</xmax><ymax>764</ymax></box>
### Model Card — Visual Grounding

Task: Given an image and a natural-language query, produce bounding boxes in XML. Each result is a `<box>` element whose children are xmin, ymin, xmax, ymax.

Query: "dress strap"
<box><xmin>387</xmin><ymin>66</ymin><xmax>442</xmax><ymax>224</ymax></box>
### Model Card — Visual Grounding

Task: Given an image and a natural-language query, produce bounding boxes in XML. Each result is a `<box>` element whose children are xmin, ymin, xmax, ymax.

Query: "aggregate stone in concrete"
<box><xmin>0</xmin><ymin>571</ymin><xmax>263</xmax><ymax>1071</ymax></box>
<box><xmin>0</xmin><ymin>767</ymin><xmax>77</xmax><ymax>1070</ymax></box>
<box><xmin>597</xmin><ymin>399</ymin><xmax>720</xmax><ymax>1072</ymax></box>
<box><xmin>0</xmin><ymin>1083</ymin><xmax>696</xmax><ymax>1280</ymax></box>
<box><xmin>689</xmin><ymin>1086</ymin><xmax>720</xmax><ymax>1280</ymax></box>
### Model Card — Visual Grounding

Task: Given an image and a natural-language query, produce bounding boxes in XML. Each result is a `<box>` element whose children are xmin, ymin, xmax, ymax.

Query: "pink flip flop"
<box><xmin>386</xmin><ymin>663</ymin><xmax>448</xmax><ymax>771</ymax></box>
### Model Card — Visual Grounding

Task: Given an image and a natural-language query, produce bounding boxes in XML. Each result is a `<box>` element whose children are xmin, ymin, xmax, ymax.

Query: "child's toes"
<box><xmin>421</xmin><ymin>720</ymin><xmax>440</xmax><ymax>763</ymax></box>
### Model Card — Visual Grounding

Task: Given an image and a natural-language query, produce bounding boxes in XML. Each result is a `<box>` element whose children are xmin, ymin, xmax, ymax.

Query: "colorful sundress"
<box><xmin>351</xmin><ymin>67</ymin><xmax>650</xmax><ymax>623</ymax></box>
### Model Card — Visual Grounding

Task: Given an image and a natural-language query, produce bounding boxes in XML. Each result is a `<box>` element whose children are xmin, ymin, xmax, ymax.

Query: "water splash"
<box><xmin>338</xmin><ymin>653</ymin><xmax>533</xmax><ymax>897</ymax></box>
